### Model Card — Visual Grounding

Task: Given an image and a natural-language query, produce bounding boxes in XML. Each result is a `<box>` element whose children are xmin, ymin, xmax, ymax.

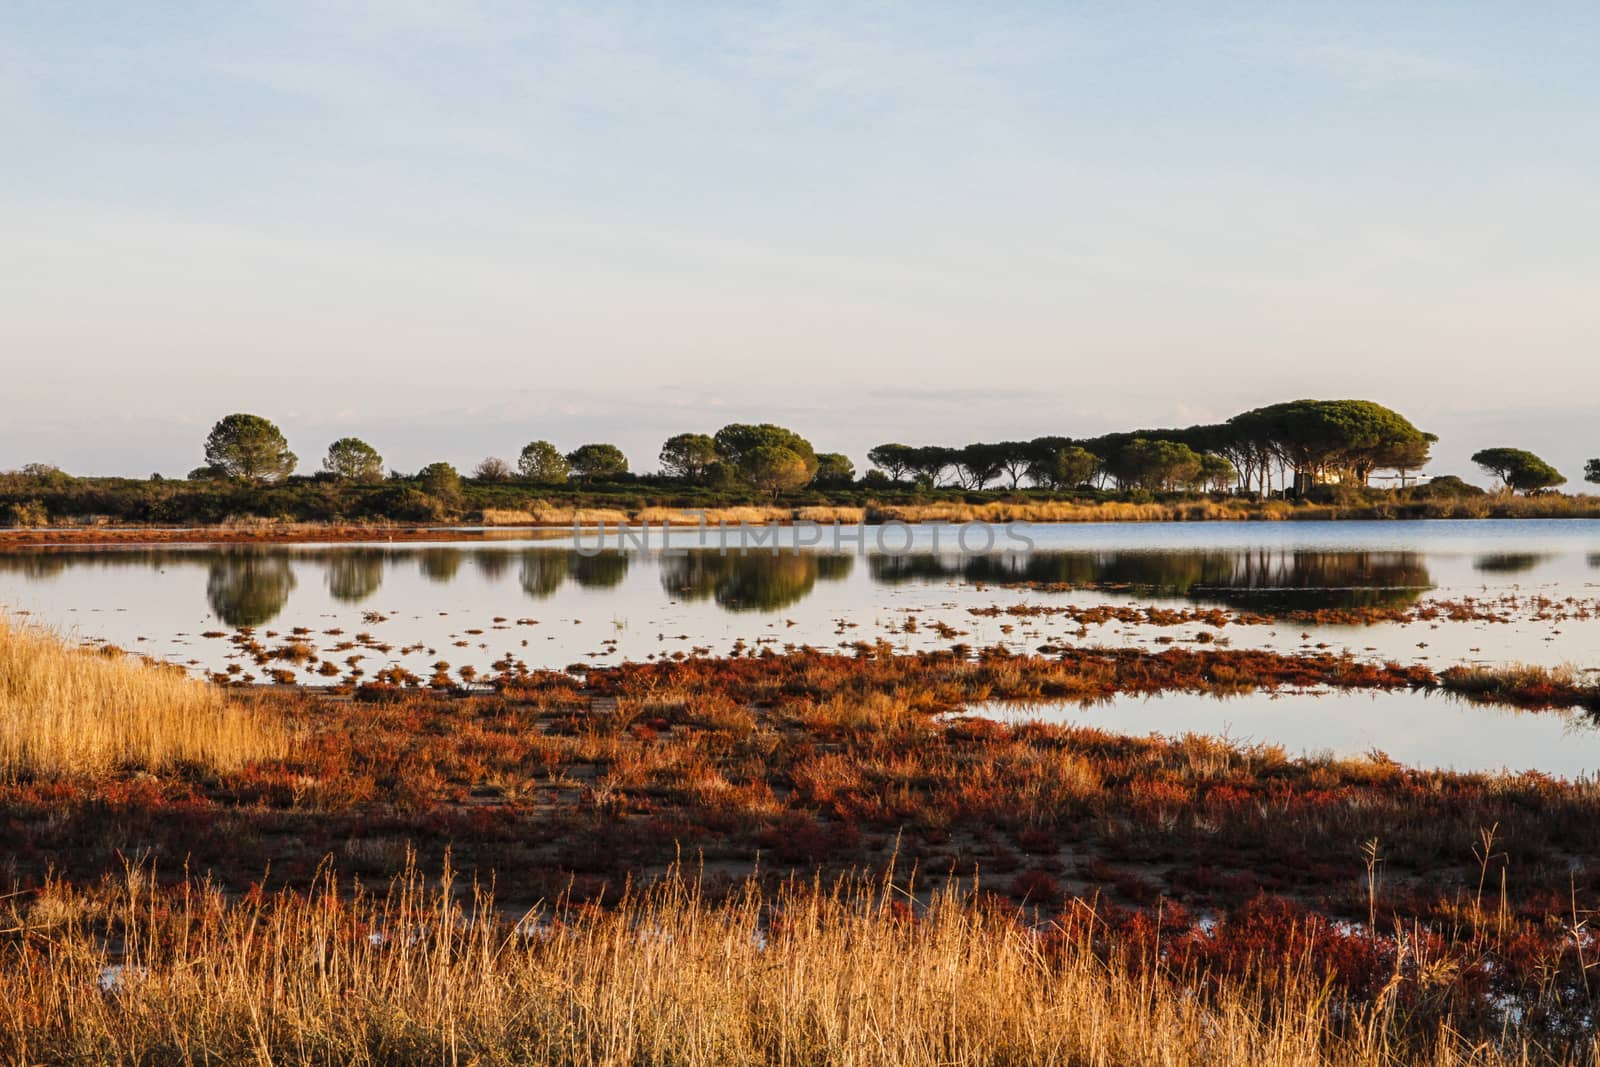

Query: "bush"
<box><xmin>813</xmin><ymin>452</ymin><xmax>856</xmax><ymax>488</ymax></box>
<box><xmin>2</xmin><ymin>500</ymin><xmax>48</xmax><ymax>527</ymax></box>
<box><xmin>16</xmin><ymin>464</ymin><xmax>72</xmax><ymax>489</ymax></box>
<box><xmin>1413</xmin><ymin>475</ymin><xmax>1486</xmax><ymax>500</ymax></box>
<box><xmin>415</xmin><ymin>463</ymin><xmax>462</xmax><ymax>502</ymax></box>
<box><xmin>373</xmin><ymin>487</ymin><xmax>450</xmax><ymax>522</ymax></box>
<box><xmin>472</xmin><ymin>457</ymin><xmax>513</xmax><ymax>483</ymax></box>
<box><xmin>1303</xmin><ymin>482</ymin><xmax>1383</xmax><ymax>507</ymax></box>
<box><xmin>1008</xmin><ymin>868</ymin><xmax>1064</xmax><ymax>907</ymax></box>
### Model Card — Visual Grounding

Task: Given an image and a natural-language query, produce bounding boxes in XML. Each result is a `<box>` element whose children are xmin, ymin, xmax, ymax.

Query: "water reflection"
<box><xmin>417</xmin><ymin>548</ymin><xmax>464</xmax><ymax>582</ymax></box>
<box><xmin>0</xmin><ymin>553</ymin><xmax>69</xmax><ymax>579</ymax></box>
<box><xmin>1474</xmin><ymin>553</ymin><xmax>1549</xmax><ymax>575</ymax></box>
<box><xmin>568</xmin><ymin>552</ymin><xmax>629</xmax><ymax>589</ymax></box>
<box><xmin>868</xmin><ymin>549</ymin><xmax>1430</xmax><ymax>610</ymax></box>
<box><xmin>661</xmin><ymin>551</ymin><xmax>854</xmax><ymax>612</ymax></box>
<box><xmin>10</xmin><ymin>540</ymin><xmax>1589</xmax><ymax>630</ymax></box>
<box><xmin>4</xmin><ymin>525</ymin><xmax>1598</xmax><ymax>684</ymax></box>
<box><xmin>325</xmin><ymin>549</ymin><xmax>386</xmax><ymax>603</ymax></box>
<box><xmin>206</xmin><ymin>552</ymin><xmax>296</xmax><ymax>627</ymax></box>
<box><xmin>517</xmin><ymin>550</ymin><xmax>564</xmax><ymax>598</ymax></box>
<box><xmin>962</xmin><ymin>689</ymin><xmax>1600</xmax><ymax>778</ymax></box>
<box><xmin>473</xmin><ymin>551</ymin><xmax>514</xmax><ymax>580</ymax></box>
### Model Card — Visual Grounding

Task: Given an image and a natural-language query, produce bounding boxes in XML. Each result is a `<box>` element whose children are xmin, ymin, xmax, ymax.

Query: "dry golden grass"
<box><xmin>497</xmin><ymin>505</ymin><xmax>868</xmax><ymax>527</ymax></box>
<box><xmin>635</xmin><ymin>505</ymin><xmax>869</xmax><ymax>525</ymax></box>
<box><xmin>1484</xmin><ymin>493</ymin><xmax>1600</xmax><ymax>518</ymax></box>
<box><xmin>793</xmin><ymin>505</ymin><xmax>868</xmax><ymax>523</ymax></box>
<box><xmin>695</xmin><ymin>505</ymin><xmax>790</xmax><ymax>525</ymax></box>
<box><xmin>4</xmin><ymin>862</ymin><xmax>1577</xmax><ymax>1066</ymax></box>
<box><xmin>481</xmin><ymin>501</ymin><xmax>1273</xmax><ymax>528</ymax></box>
<box><xmin>633</xmin><ymin>505</ymin><xmax>779</xmax><ymax>525</ymax></box>
<box><xmin>479</xmin><ymin>507</ymin><xmax>539</xmax><ymax>525</ymax></box>
<box><xmin>0</xmin><ymin>616</ymin><xmax>287</xmax><ymax>779</ymax></box>
<box><xmin>1442</xmin><ymin>662</ymin><xmax>1579</xmax><ymax>694</ymax></box>
<box><xmin>514</xmin><ymin>501</ymin><xmax>634</xmax><ymax>526</ymax></box>
<box><xmin>865</xmin><ymin>499</ymin><xmax>1294</xmax><ymax>524</ymax></box>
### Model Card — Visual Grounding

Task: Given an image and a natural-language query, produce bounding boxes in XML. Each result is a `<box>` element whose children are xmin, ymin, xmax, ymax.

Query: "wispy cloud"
<box><xmin>1232</xmin><ymin>27</ymin><xmax>1475</xmax><ymax>90</ymax></box>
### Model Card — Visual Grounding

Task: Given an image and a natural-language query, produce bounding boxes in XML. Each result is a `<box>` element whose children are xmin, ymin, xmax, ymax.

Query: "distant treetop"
<box><xmin>659</xmin><ymin>433</ymin><xmax>718</xmax><ymax>482</ymax></box>
<box><xmin>864</xmin><ymin>398</ymin><xmax>1437</xmax><ymax>495</ymax></box>
<box><xmin>323</xmin><ymin>437</ymin><xmax>384</xmax><ymax>483</ymax></box>
<box><xmin>518</xmin><ymin>441</ymin><xmax>570</xmax><ymax>484</ymax></box>
<box><xmin>713</xmin><ymin>424</ymin><xmax>818</xmax><ymax>494</ymax></box>
<box><xmin>1473</xmin><ymin>448</ymin><xmax>1566</xmax><ymax>494</ymax></box>
<box><xmin>413</xmin><ymin>462</ymin><xmax>463</xmax><ymax>504</ymax></box>
<box><xmin>204</xmin><ymin>414</ymin><xmax>296</xmax><ymax>484</ymax></box>
<box><xmin>565</xmin><ymin>443</ymin><xmax>629</xmax><ymax>481</ymax></box>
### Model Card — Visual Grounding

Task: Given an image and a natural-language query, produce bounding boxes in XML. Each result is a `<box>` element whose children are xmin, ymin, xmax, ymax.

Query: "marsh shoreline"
<box><xmin>6</xmin><ymin>501</ymin><xmax>1600</xmax><ymax>548</ymax></box>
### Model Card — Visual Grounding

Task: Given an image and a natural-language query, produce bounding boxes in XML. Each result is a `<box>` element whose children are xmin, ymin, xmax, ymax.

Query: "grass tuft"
<box><xmin>0</xmin><ymin>615</ymin><xmax>287</xmax><ymax>779</ymax></box>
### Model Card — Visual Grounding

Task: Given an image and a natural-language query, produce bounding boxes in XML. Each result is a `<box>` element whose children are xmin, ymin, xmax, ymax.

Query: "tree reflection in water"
<box><xmin>519</xmin><ymin>550</ymin><xmax>566</xmax><ymax>598</ymax></box>
<box><xmin>660</xmin><ymin>551</ymin><xmax>853</xmax><ymax>612</ymax></box>
<box><xmin>1474</xmin><ymin>553</ymin><xmax>1549</xmax><ymax>575</ymax></box>
<box><xmin>0</xmin><ymin>553</ymin><xmax>71</xmax><ymax>580</ymax></box>
<box><xmin>869</xmin><ymin>549</ymin><xmax>1431</xmax><ymax>611</ymax></box>
<box><xmin>417</xmin><ymin>549</ymin><xmax>464</xmax><ymax>582</ymax></box>
<box><xmin>568</xmin><ymin>552</ymin><xmax>629</xmax><ymax>589</ymax></box>
<box><xmin>206</xmin><ymin>551</ymin><xmax>296</xmax><ymax>627</ymax></box>
<box><xmin>0</xmin><ymin>542</ymin><xmax>1466</xmax><ymax>625</ymax></box>
<box><xmin>324</xmin><ymin>549</ymin><xmax>385</xmax><ymax>603</ymax></box>
<box><xmin>472</xmin><ymin>550</ymin><xmax>514</xmax><ymax>581</ymax></box>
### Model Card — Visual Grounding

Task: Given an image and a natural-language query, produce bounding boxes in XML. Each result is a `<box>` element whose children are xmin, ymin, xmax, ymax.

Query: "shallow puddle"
<box><xmin>958</xmin><ymin>688</ymin><xmax>1600</xmax><ymax>778</ymax></box>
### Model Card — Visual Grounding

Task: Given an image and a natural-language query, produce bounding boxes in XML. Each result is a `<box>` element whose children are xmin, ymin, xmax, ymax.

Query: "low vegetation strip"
<box><xmin>0</xmin><ymin>523</ymin><xmax>515</xmax><ymax>547</ymax></box>
<box><xmin>1438</xmin><ymin>663</ymin><xmax>1595</xmax><ymax>709</ymax></box>
<box><xmin>7</xmin><ymin>491</ymin><xmax>1600</xmax><ymax>544</ymax></box>
<box><xmin>9</xmin><ymin>493</ymin><xmax>1600</xmax><ymax>543</ymax></box>
<box><xmin>0</xmin><ymin>616</ymin><xmax>287</xmax><ymax>778</ymax></box>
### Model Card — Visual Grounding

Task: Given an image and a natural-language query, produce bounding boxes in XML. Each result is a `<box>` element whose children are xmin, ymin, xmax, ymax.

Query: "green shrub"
<box><xmin>2</xmin><ymin>500</ymin><xmax>48</xmax><ymax>527</ymax></box>
<box><xmin>1304</xmin><ymin>482</ymin><xmax>1383</xmax><ymax>507</ymax></box>
<box><xmin>1412</xmin><ymin>475</ymin><xmax>1486</xmax><ymax>500</ymax></box>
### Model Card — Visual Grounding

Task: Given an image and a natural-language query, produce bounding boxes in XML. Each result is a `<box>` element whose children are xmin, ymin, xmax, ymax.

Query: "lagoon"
<box><xmin>1</xmin><ymin>520</ymin><xmax>1596</xmax><ymax>685</ymax></box>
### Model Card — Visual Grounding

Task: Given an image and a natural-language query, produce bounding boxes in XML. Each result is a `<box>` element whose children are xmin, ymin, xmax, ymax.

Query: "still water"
<box><xmin>960</xmin><ymin>690</ymin><xmax>1600</xmax><ymax>778</ymax></box>
<box><xmin>2</xmin><ymin>521</ymin><xmax>1597</xmax><ymax>687</ymax></box>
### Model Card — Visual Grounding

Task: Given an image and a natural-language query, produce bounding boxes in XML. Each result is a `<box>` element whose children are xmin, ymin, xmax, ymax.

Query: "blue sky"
<box><xmin>2</xmin><ymin>2</ymin><xmax>1597</xmax><ymax>483</ymax></box>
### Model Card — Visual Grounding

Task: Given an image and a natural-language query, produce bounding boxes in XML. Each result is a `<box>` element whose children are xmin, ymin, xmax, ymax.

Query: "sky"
<box><xmin>2</xmin><ymin>2</ymin><xmax>1597</xmax><ymax>484</ymax></box>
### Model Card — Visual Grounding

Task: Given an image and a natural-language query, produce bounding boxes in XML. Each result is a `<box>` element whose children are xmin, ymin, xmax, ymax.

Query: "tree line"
<box><xmin>869</xmin><ymin>400</ymin><xmax>1444</xmax><ymax>495</ymax></box>
<box><xmin>869</xmin><ymin>400</ymin><xmax>1581</xmax><ymax>497</ymax></box>
<box><xmin>10</xmin><ymin>404</ymin><xmax>1594</xmax><ymax>507</ymax></box>
<box><xmin>188</xmin><ymin>415</ymin><xmax>856</xmax><ymax>502</ymax></box>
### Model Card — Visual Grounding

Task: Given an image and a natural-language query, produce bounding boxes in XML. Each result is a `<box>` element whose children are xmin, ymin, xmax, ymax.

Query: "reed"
<box><xmin>1437</xmin><ymin>662</ymin><xmax>1595</xmax><ymax>709</ymax></box>
<box><xmin>634</xmin><ymin>505</ymin><xmax>794</xmax><ymax>525</ymax></box>
<box><xmin>864</xmin><ymin>499</ymin><xmax>1294</xmax><ymax>524</ymax></box>
<box><xmin>1</xmin><ymin>862</ymin><xmax>1572</xmax><ymax>1066</ymax></box>
<box><xmin>794</xmin><ymin>505</ymin><xmax>868</xmax><ymax>523</ymax></box>
<box><xmin>479</xmin><ymin>507</ymin><xmax>538</xmax><ymax>525</ymax></box>
<box><xmin>0</xmin><ymin>615</ymin><xmax>287</xmax><ymax>778</ymax></box>
<box><xmin>518</xmin><ymin>501</ymin><xmax>634</xmax><ymax>526</ymax></box>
